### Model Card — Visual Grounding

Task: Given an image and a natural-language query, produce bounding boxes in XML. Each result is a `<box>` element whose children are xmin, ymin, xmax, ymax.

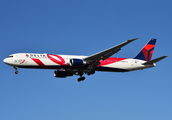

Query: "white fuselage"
<box><xmin>3</xmin><ymin>38</ymin><xmax>166</xmax><ymax>81</ymax></box>
<box><xmin>3</xmin><ymin>53</ymin><xmax>155</xmax><ymax>72</ymax></box>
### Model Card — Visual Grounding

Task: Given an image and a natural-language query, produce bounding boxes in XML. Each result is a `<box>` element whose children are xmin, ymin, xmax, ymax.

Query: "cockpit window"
<box><xmin>7</xmin><ymin>56</ymin><xmax>13</xmax><ymax>58</ymax></box>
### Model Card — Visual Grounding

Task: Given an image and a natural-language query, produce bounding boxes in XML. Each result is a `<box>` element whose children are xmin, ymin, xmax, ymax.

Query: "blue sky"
<box><xmin>0</xmin><ymin>0</ymin><xmax>171</xmax><ymax>120</ymax></box>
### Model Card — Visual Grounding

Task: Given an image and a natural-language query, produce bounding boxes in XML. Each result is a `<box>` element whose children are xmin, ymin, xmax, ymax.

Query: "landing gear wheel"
<box><xmin>78</xmin><ymin>78</ymin><xmax>81</xmax><ymax>82</ymax></box>
<box><xmin>14</xmin><ymin>66</ymin><xmax>18</xmax><ymax>74</ymax></box>
<box><xmin>15</xmin><ymin>71</ymin><xmax>19</xmax><ymax>74</ymax></box>
<box><xmin>81</xmin><ymin>77</ymin><xmax>85</xmax><ymax>81</ymax></box>
<box><xmin>77</xmin><ymin>77</ymin><xmax>85</xmax><ymax>82</ymax></box>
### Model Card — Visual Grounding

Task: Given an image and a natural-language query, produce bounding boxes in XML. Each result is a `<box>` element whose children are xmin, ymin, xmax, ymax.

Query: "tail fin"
<box><xmin>134</xmin><ymin>39</ymin><xmax>156</xmax><ymax>61</ymax></box>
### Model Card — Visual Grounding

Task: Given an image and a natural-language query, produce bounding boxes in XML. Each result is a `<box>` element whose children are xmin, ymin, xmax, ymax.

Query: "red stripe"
<box><xmin>142</xmin><ymin>44</ymin><xmax>155</xmax><ymax>61</ymax></box>
<box><xmin>20</xmin><ymin>59</ymin><xmax>25</xmax><ymax>64</ymax></box>
<box><xmin>31</xmin><ymin>58</ymin><xmax>49</xmax><ymax>68</ymax></box>
<box><xmin>47</xmin><ymin>54</ymin><xmax>65</xmax><ymax>65</ymax></box>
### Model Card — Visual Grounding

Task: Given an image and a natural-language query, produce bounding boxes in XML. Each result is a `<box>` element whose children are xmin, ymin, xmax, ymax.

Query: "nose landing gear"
<box><xmin>15</xmin><ymin>71</ymin><xmax>19</xmax><ymax>74</ymax></box>
<box><xmin>14</xmin><ymin>67</ymin><xmax>19</xmax><ymax>74</ymax></box>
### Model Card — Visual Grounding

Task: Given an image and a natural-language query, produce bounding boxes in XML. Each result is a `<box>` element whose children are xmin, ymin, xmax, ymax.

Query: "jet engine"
<box><xmin>70</xmin><ymin>59</ymin><xmax>87</xmax><ymax>66</ymax></box>
<box><xmin>54</xmin><ymin>70</ymin><xmax>73</xmax><ymax>78</ymax></box>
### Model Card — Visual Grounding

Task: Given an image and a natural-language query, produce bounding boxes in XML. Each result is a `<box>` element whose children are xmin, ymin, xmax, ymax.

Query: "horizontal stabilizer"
<box><xmin>142</xmin><ymin>55</ymin><xmax>168</xmax><ymax>65</ymax></box>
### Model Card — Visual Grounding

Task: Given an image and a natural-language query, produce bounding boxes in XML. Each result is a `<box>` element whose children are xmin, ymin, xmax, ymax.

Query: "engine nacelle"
<box><xmin>54</xmin><ymin>70</ymin><xmax>73</xmax><ymax>78</ymax></box>
<box><xmin>70</xmin><ymin>59</ymin><xmax>87</xmax><ymax>66</ymax></box>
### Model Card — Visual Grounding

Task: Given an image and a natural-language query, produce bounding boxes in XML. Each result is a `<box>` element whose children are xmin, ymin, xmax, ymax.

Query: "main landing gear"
<box><xmin>76</xmin><ymin>70</ymin><xmax>95</xmax><ymax>82</ymax></box>
<box><xmin>14</xmin><ymin>66</ymin><xmax>19</xmax><ymax>74</ymax></box>
<box><xmin>77</xmin><ymin>72</ymin><xmax>85</xmax><ymax>82</ymax></box>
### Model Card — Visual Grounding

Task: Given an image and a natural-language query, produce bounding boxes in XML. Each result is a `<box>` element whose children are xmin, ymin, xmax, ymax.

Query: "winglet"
<box><xmin>142</xmin><ymin>55</ymin><xmax>168</xmax><ymax>65</ymax></box>
<box><xmin>128</xmin><ymin>37</ymin><xmax>139</xmax><ymax>42</ymax></box>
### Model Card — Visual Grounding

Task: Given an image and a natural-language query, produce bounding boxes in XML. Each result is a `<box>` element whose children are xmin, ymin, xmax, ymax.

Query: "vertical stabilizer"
<box><xmin>134</xmin><ymin>39</ymin><xmax>156</xmax><ymax>61</ymax></box>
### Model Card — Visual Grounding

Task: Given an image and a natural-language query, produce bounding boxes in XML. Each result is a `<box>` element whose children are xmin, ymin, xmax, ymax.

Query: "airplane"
<box><xmin>3</xmin><ymin>38</ymin><xmax>167</xmax><ymax>82</ymax></box>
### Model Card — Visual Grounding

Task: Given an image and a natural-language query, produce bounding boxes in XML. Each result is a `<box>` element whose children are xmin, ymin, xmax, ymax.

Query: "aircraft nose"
<box><xmin>3</xmin><ymin>58</ymin><xmax>12</xmax><ymax>65</ymax></box>
<box><xmin>3</xmin><ymin>58</ymin><xmax>8</xmax><ymax>63</ymax></box>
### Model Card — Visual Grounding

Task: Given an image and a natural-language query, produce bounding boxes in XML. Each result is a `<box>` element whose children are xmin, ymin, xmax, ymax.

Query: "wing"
<box><xmin>84</xmin><ymin>38</ymin><xmax>139</xmax><ymax>69</ymax></box>
<box><xmin>84</xmin><ymin>38</ymin><xmax>139</xmax><ymax>62</ymax></box>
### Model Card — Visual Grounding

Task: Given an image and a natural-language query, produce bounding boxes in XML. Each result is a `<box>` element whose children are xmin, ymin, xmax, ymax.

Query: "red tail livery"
<box><xmin>134</xmin><ymin>39</ymin><xmax>156</xmax><ymax>61</ymax></box>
